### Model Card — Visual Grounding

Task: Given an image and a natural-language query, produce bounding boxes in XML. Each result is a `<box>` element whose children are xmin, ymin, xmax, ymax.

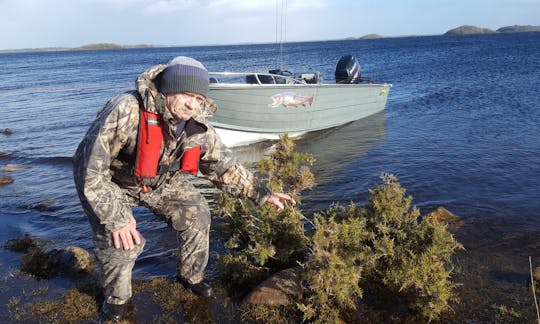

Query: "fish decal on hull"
<box><xmin>269</xmin><ymin>92</ymin><xmax>314</xmax><ymax>108</ymax></box>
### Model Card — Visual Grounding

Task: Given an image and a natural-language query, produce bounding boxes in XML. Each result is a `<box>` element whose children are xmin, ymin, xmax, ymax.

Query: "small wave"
<box><xmin>0</xmin><ymin>84</ymin><xmax>131</xmax><ymax>94</ymax></box>
<box><xmin>36</xmin><ymin>156</ymin><xmax>73</xmax><ymax>165</ymax></box>
<box><xmin>4</xmin><ymin>154</ymin><xmax>73</xmax><ymax>166</ymax></box>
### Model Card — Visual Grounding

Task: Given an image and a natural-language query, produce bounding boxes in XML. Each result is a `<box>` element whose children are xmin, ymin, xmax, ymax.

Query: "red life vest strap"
<box><xmin>180</xmin><ymin>146</ymin><xmax>201</xmax><ymax>175</ymax></box>
<box><xmin>135</xmin><ymin>108</ymin><xmax>163</xmax><ymax>179</ymax></box>
<box><xmin>134</xmin><ymin>96</ymin><xmax>203</xmax><ymax>181</ymax></box>
<box><xmin>157</xmin><ymin>145</ymin><xmax>201</xmax><ymax>175</ymax></box>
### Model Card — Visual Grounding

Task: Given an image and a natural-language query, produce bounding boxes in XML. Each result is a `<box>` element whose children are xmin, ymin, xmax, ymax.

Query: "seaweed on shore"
<box><xmin>4</xmin><ymin>236</ymin><xmax>40</xmax><ymax>253</ymax></box>
<box><xmin>6</xmin><ymin>272</ymin><xmax>216</xmax><ymax>323</ymax></box>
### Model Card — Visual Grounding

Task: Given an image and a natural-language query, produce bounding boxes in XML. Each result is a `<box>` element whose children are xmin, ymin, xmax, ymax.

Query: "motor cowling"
<box><xmin>335</xmin><ymin>55</ymin><xmax>361</xmax><ymax>84</ymax></box>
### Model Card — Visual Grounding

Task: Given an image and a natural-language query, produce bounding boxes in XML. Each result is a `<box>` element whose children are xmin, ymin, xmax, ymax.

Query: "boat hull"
<box><xmin>207</xmin><ymin>83</ymin><xmax>390</xmax><ymax>146</ymax></box>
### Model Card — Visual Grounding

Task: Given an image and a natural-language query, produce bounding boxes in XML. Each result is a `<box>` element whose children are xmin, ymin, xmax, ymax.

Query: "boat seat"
<box><xmin>245</xmin><ymin>74</ymin><xmax>276</xmax><ymax>84</ymax></box>
<box><xmin>245</xmin><ymin>75</ymin><xmax>258</xmax><ymax>84</ymax></box>
<box><xmin>301</xmin><ymin>73</ymin><xmax>320</xmax><ymax>84</ymax></box>
<box><xmin>258</xmin><ymin>75</ymin><xmax>276</xmax><ymax>84</ymax></box>
<box><xmin>209</xmin><ymin>77</ymin><xmax>219</xmax><ymax>83</ymax></box>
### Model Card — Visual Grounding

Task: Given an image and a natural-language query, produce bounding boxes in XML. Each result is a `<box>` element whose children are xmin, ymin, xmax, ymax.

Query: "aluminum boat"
<box><xmin>207</xmin><ymin>55</ymin><xmax>391</xmax><ymax>147</ymax></box>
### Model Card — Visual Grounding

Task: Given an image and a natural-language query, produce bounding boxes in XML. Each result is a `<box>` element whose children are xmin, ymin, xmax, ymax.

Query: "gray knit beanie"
<box><xmin>158</xmin><ymin>56</ymin><xmax>209</xmax><ymax>97</ymax></box>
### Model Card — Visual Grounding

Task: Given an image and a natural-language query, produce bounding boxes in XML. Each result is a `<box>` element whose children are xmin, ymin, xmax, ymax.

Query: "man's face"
<box><xmin>166</xmin><ymin>92</ymin><xmax>205</xmax><ymax>122</ymax></box>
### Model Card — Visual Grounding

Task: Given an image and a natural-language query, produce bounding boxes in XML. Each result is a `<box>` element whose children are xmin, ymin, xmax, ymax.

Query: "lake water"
<box><xmin>1</xmin><ymin>33</ymin><xmax>539</xmax><ymax>321</ymax></box>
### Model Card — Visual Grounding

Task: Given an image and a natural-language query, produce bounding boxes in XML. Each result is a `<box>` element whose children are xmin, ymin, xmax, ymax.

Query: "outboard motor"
<box><xmin>335</xmin><ymin>55</ymin><xmax>361</xmax><ymax>84</ymax></box>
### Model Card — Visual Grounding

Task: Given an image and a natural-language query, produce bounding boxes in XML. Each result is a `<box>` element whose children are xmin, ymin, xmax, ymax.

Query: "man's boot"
<box><xmin>102</xmin><ymin>301</ymin><xmax>128</xmax><ymax>322</ymax></box>
<box><xmin>178</xmin><ymin>278</ymin><xmax>213</xmax><ymax>298</ymax></box>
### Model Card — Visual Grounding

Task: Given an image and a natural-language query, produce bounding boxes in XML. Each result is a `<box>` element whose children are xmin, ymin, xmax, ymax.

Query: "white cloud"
<box><xmin>79</xmin><ymin>0</ymin><xmax>199</xmax><ymax>14</ymax></box>
<box><xmin>143</xmin><ymin>0</ymin><xmax>200</xmax><ymax>14</ymax></box>
<box><xmin>208</xmin><ymin>0</ymin><xmax>274</xmax><ymax>12</ymax></box>
<box><xmin>204</xmin><ymin>0</ymin><xmax>329</xmax><ymax>15</ymax></box>
<box><xmin>1</xmin><ymin>0</ymin><xmax>539</xmax><ymax>50</ymax></box>
<box><xmin>87</xmin><ymin>0</ymin><xmax>318</xmax><ymax>16</ymax></box>
<box><xmin>80</xmin><ymin>0</ymin><xmax>147</xmax><ymax>8</ymax></box>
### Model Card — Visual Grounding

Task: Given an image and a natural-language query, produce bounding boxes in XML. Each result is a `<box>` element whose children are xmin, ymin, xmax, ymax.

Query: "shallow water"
<box><xmin>1</xmin><ymin>33</ymin><xmax>539</xmax><ymax>322</ymax></box>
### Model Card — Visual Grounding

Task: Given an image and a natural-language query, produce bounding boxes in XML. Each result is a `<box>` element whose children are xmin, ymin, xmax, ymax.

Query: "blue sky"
<box><xmin>0</xmin><ymin>0</ymin><xmax>538</xmax><ymax>50</ymax></box>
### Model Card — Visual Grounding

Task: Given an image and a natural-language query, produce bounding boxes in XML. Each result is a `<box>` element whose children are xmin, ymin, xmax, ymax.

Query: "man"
<box><xmin>73</xmin><ymin>56</ymin><xmax>294</xmax><ymax>321</ymax></box>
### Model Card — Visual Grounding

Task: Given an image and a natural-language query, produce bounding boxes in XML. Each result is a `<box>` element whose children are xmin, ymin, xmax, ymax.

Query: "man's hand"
<box><xmin>112</xmin><ymin>217</ymin><xmax>141</xmax><ymax>250</ymax></box>
<box><xmin>266</xmin><ymin>192</ymin><xmax>296</xmax><ymax>210</ymax></box>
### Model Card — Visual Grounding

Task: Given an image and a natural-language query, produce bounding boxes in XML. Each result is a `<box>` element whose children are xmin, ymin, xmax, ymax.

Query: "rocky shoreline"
<box><xmin>1</xmin><ymin>131</ymin><xmax>538</xmax><ymax>323</ymax></box>
<box><xmin>3</xmin><ymin>207</ymin><xmax>539</xmax><ymax>323</ymax></box>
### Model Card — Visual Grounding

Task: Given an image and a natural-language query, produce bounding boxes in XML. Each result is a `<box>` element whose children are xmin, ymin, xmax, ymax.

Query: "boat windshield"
<box><xmin>209</xmin><ymin>72</ymin><xmax>305</xmax><ymax>85</ymax></box>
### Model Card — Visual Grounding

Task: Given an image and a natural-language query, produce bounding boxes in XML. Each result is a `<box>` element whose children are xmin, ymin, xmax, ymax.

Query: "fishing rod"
<box><xmin>276</xmin><ymin>0</ymin><xmax>287</xmax><ymax>70</ymax></box>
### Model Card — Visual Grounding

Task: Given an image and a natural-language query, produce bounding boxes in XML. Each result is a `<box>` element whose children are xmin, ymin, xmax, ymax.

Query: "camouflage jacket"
<box><xmin>73</xmin><ymin>64</ymin><xmax>271</xmax><ymax>232</ymax></box>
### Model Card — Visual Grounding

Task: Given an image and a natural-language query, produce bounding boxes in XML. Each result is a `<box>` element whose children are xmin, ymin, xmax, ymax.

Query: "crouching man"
<box><xmin>73</xmin><ymin>56</ymin><xmax>294</xmax><ymax>322</ymax></box>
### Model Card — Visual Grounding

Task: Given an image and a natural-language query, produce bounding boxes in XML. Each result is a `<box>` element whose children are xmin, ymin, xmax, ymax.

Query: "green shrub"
<box><xmin>298</xmin><ymin>213</ymin><xmax>372</xmax><ymax>323</ymax></box>
<box><xmin>361</xmin><ymin>173</ymin><xmax>463</xmax><ymax>321</ymax></box>
<box><xmin>217</xmin><ymin>136</ymin><xmax>462</xmax><ymax>323</ymax></box>
<box><xmin>217</xmin><ymin>134</ymin><xmax>314</xmax><ymax>290</ymax></box>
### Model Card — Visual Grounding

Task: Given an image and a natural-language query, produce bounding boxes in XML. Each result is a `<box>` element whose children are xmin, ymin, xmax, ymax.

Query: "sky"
<box><xmin>0</xmin><ymin>0</ymin><xmax>539</xmax><ymax>50</ymax></box>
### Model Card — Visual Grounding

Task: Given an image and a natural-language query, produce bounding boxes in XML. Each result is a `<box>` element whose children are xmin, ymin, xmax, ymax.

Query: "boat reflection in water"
<box><xmin>231</xmin><ymin>111</ymin><xmax>387</xmax><ymax>211</ymax></box>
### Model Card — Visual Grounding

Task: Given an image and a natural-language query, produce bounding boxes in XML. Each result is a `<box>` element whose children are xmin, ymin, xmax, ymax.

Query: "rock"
<box><xmin>4</xmin><ymin>236</ymin><xmax>40</xmax><ymax>253</ymax></box>
<box><xmin>0</xmin><ymin>151</ymin><xmax>7</xmax><ymax>158</ymax></box>
<box><xmin>49</xmin><ymin>246</ymin><xmax>93</xmax><ymax>274</ymax></box>
<box><xmin>497</xmin><ymin>25</ymin><xmax>540</xmax><ymax>33</ymax></box>
<box><xmin>533</xmin><ymin>267</ymin><xmax>540</xmax><ymax>283</ymax></box>
<box><xmin>41</xmin><ymin>198</ymin><xmax>56</xmax><ymax>205</ymax></box>
<box><xmin>18</xmin><ymin>243</ymin><xmax>93</xmax><ymax>278</ymax></box>
<box><xmin>2</xmin><ymin>128</ymin><xmax>13</xmax><ymax>135</ymax></box>
<box><xmin>444</xmin><ymin>25</ymin><xmax>496</xmax><ymax>36</ymax></box>
<box><xmin>1</xmin><ymin>164</ymin><xmax>29</xmax><ymax>172</ymax></box>
<box><xmin>426</xmin><ymin>206</ymin><xmax>461</xmax><ymax>224</ymax></box>
<box><xmin>0</xmin><ymin>174</ymin><xmax>14</xmax><ymax>185</ymax></box>
<box><xmin>28</xmin><ymin>198</ymin><xmax>58</xmax><ymax>211</ymax></box>
<box><xmin>242</xmin><ymin>267</ymin><xmax>302</xmax><ymax>307</ymax></box>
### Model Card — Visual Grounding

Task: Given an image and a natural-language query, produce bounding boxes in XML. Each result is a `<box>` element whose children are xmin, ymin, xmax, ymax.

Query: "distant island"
<box><xmin>0</xmin><ymin>43</ymin><xmax>155</xmax><ymax>53</ymax></box>
<box><xmin>342</xmin><ymin>34</ymin><xmax>384</xmax><ymax>41</ymax></box>
<box><xmin>360</xmin><ymin>34</ymin><xmax>384</xmax><ymax>40</ymax></box>
<box><xmin>444</xmin><ymin>24</ymin><xmax>540</xmax><ymax>36</ymax></box>
<box><xmin>355</xmin><ymin>24</ymin><xmax>540</xmax><ymax>40</ymax></box>
<box><xmin>444</xmin><ymin>25</ymin><xmax>495</xmax><ymax>35</ymax></box>
<box><xmin>496</xmin><ymin>25</ymin><xmax>540</xmax><ymax>33</ymax></box>
<box><xmin>2</xmin><ymin>25</ymin><xmax>539</xmax><ymax>53</ymax></box>
<box><xmin>74</xmin><ymin>43</ymin><xmax>154</xmax><ymax>50</ymax></box>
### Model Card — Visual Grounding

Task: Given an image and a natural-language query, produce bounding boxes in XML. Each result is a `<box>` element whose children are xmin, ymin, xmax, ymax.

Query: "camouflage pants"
<box><xmin>83</xmin><ymin>173</ymin><xmax>211</xmax><ymax>305</ymax></box>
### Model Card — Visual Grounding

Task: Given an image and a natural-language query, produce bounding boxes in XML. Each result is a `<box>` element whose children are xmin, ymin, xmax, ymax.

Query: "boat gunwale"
<box><xmin>209</xmin><ymin>71</ymin><xmax>392</xmax><ymax>89</ymax></box>
<box><xmin>209</xmin><ymin>83</ymin><xmax>393</xmax><ymax>90</ymax></box>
